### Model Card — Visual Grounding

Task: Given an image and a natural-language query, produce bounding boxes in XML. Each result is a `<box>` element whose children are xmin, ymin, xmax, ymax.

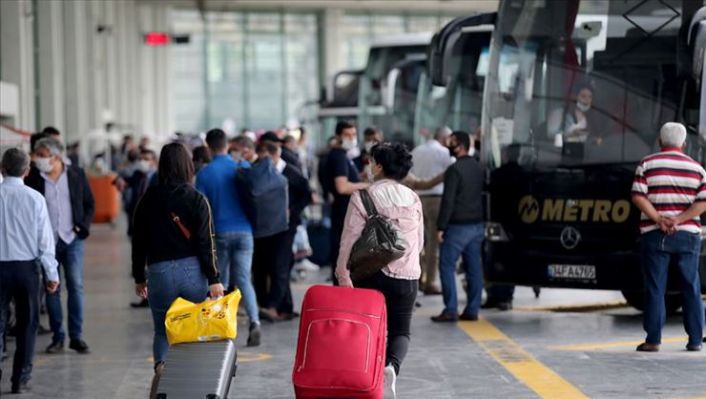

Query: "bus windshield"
<box><xmin>482</xmin><ymin>0</ymin><xmax>702</xmax><ymax>170</ymax></box>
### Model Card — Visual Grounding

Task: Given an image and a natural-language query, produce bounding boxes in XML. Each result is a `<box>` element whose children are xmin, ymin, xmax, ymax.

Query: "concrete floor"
<box><xmin>2</xmin><ymin>221</ymin><xmax>705</xmax><ymax>398</ymax></box>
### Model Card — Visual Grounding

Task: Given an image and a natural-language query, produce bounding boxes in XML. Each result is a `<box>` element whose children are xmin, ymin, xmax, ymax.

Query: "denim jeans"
<box><xmin>641</xmin><ymin>230</ymin><xmax>704</xmax><ymax>347</ymax></box>
<box><xmin>439</xmin><ymin>223</ymin><xmax>485</xmax><ymax>316</ymax></box>
<box><xmin>46</xmin><ymin>238</ymin><xmax>85</xmax><ymax>342</ymax></box>
<box><xmin>147</xmin><ymin>257</ymin><xmax>208</xmax><ymax>364</ymax></box>
<box><xmin>215</xmin><ymin>232</ymin><xmax>259</xmax><ymax>323</ymax></box>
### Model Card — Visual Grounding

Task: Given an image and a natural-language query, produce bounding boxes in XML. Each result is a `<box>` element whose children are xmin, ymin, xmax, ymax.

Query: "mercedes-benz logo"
<box><xmin>560</xmin><ymin>226</ymin><xmax>581</xmax><ymax>250</ymax></box>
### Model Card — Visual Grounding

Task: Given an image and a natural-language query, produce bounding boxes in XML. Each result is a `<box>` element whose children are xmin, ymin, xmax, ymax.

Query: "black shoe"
<box><xmin>636</xmin><ymin>342</ymin><xmax>660</xmax><ymax>352</ymax></box>
<box><xmin>37</xmin><ymin>324</ymin><xmax>51</xmax><ymax>335</ymax></box>
<box><xmin>11</xmin><ymin>380</ymin><xmax>31</xmax><ymax>394</ymax></box>
<box><xmin>431</xmin><ymin>312</ymin><xmax>459</xmax><ymax>323</ymax></box>
<box><xmin>247</xmin><ymin>323</ymin><xmax>261</xmax><ymax>347</ymax></box>
<box><xmin>686</xmin><ymin>343</ymin><xmax>702</xmax><ymax>352</ymax></box>
<box><xmin>280</xmin><ymin>311</ymin><xmax>300</xmax><ymax>321</ymax></box>
<box><xmin>45</xmin><ymin>340</ymin><xmax>64</xmax><ymax>354</ymax></box>
<box><xmin>497</xmin><ymin>302</ymin><xmax>513</xmax><ymax>311</ymax></box>
<box><xmin>459</xmin><ymin>313</ymin><xmax>479</xmax><ymax>321</ymax></box>
<box><xmin>481</xmin><ymin>301</ymin><xmax>499</xmax><ymax>310</ymax></box>
<box><xmin>130</xmin><ymin>298</ymin><xmax>149</xmax><ymax>308</ymax></box>
<box><xmin>69</xmin><ymin>339</ymin><xmax>91</xmax><ymax>354</ymax></box>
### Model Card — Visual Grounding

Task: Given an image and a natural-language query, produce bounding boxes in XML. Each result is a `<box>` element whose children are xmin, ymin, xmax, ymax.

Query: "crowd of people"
<box><xmin>1</xmin><ymin>120</ymin><xmax>705</xmax><ymax>396</ymax></box>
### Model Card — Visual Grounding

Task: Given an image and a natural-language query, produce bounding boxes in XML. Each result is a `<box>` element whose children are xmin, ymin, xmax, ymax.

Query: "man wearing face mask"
<box><xmin>354</xmin><ymin>127</ymin><xmax>383</xmax><ymax>177</ymax></box>
<box><xmin>432</xmin><ymin>131</ymin><xmax>485</xmax><ymax>323</ymax></box>
<box><xmin>325</xmin><ymin>121</ymin><xmax>369</xmax><ymax>283</ymax></box>
<box><xmin>25</xmin><ymin>137</ymin><xmax>95</xmax><ymax>354</ymax></box>
<box><xmin>548</xmin><ymin>82</ymin><xmax>604</xmax><ymax>146</ymax></box>
<box><xmin>231</xmin><ymin>136</ymin><xmax>257</xmax><ymax>164</ymax></box>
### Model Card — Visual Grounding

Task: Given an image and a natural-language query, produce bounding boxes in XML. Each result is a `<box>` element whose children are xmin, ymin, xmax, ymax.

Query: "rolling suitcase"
<box><xmin>154</xmin><ymin>339</ymin><xmax>237</xmax><ymax>399</ymax></box>
<box><xmin>293</xmin><ymin>285</ymin><xmax>387</xmax><ymax>399</ymax></box>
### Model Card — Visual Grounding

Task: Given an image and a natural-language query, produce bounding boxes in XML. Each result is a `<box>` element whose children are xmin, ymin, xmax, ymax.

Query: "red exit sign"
<box><xmin>144</xmin><ymin>32</ymin><xmax>170</xmax><ymax>46</ymax></box>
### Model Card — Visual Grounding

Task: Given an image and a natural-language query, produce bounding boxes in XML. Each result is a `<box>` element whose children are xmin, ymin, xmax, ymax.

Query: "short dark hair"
<box><xmin>363</xmin><ymin>127</ymin><xmax>380</xmax><ymax>138</ymax></box>
<box><xmin>42</xmin><ymin>126</ymin><xmax>61</xmax><ymax>136</ymax></box>
<box><xmin>205</xmin><ymin>128</ymin><xmax>227</xmax><ymax>152</ymax></box>
<box><xmin>256</xmin><ymin>141</ymin><xmax>280</xmax><ymax>157</ymax></box>
<box><xmin>127</xmin><ymin>149</ymin><xmax>140</xmax><ymax>163</ymax></box>
<box><xmin>192</xmin><ymin>145</ymin><xmax>211</xmax><ymax>164</ymax></box>
<box><xmin>260</xmin><ymin>131</ymin><xmax>282</xmax><ymax>144</ymax></box>
<box><xmin>451</xmin><ymin>131</ymin><xmax>471</xmax><ymax>151</ymax></box>
<box><xmin>283</xmin><ymin>135</ymin><xmax>297</xmax><ymax>145</ymax></box>
<box><xmin>158</xmin><ymin>143</ymin><xmax>194</xmax><ymax>185</ymax></box>
<box><xmin>370</xmin><ymin>142</ymin><xmax>413</xmax><ymax>181</ymax></box>
<box><xmin>140</xmin><ymin>148</ymin><xmax>157</xmax><ymax>160</ymax></box>
<box><xmin>30</xmin><ymin>132</ymin><xmax>48</xmax><ymax>152</ymax></box>
<box><xmin>234</xmin><ymin>136</ymin><xmax>255</xmax><ymax>150</ymax></box>
<box><xmin>335</xmin><ymin>121</ymin><xmax>355</xmax><ymax>136</ymax></box>
<box><xmin>2</xmin><ymin>148</ymin><xmax>30</xmax><ymax>177</ymax></box>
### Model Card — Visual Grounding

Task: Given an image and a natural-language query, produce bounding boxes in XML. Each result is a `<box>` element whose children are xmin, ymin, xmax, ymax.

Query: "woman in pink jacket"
<box><xmin>335</xmin><ymin>142</ymin><xmax>424</xmax><ymax>398</ymax></box>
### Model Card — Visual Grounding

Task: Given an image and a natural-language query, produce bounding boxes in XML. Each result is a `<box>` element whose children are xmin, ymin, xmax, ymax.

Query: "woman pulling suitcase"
<box><xmin>131</xmin><ymin>143</ymin><xmax>224</xmax><ymax>381</ymax></box>
<box><xmin>335</xmin><ymin>142</ymin><xmax>423</xmax><ymax>398</ymax></box>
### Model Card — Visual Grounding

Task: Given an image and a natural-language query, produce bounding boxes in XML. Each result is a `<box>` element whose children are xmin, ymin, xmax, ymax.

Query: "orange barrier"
<box><xmin>88</xmin><ymin>174</ymin><xmax>120</xmax><ymax>224</ymax></box>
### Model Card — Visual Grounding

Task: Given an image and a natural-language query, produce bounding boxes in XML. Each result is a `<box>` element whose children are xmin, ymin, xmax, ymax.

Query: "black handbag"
<box><xmin>347</xmin><ymin>189</ymin><xmax>407</xmax><ymax>282</ymax></box>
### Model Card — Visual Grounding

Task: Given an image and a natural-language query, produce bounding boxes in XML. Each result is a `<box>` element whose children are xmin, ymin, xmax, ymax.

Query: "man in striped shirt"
<box><xmin>631</xmin><ymin>122</ymin><xmax>705</xmax><ymax>352</ymax></box>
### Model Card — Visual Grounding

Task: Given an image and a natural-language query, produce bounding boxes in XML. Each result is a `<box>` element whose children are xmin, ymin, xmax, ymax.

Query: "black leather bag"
<box><xmin>347</xmin><ymin>189</ymin><xmax>407</xmax><ymax>282</ymax></box>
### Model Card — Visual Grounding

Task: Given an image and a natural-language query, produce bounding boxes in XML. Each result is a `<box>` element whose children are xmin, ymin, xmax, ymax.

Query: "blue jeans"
<box><xmin>215</xmin><ymin>232</ymin><xmax>259</xmax><ymax>323</ymax></box>
<box><xmin>641</xmin><ymin>230</ymin><xmax>704</xmax><ymax>347</ymax></box>
<box><xmin>46</xmin><ymin>239</ymin><xmax>85</xmax><ymax>342</ymax></box>
<box><xmin>147</xmin><ymin>257</ymin><xmax>208</xmax><ymax>364</ymax></box>
<box><xmin>439</xmin><ymin>223</ymin><xmax>485</xmax><ymax>316</ymax></box>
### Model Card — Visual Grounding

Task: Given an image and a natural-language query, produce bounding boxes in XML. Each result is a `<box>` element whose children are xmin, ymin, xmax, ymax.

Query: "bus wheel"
<box><xmin>621</xmin><ymin>289</ymin><xmax>683</xmax><ymax>315</ymax></box>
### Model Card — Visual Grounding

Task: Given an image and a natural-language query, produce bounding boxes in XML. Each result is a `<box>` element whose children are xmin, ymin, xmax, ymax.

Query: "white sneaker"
<box><xmin>294</xmin><ymin>259</ymin><xmax>320</xmax><ymax>272</ymax></box>
<box><xmin>383</xmin><ymin>365</ymin><xmax>397</xmax><ymax>399</ymax></box>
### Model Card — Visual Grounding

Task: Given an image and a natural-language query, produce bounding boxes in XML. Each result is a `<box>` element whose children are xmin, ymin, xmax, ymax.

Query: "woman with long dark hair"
<box><xmin>131</xmin><ymin>143</ymin><xmax>223</xmax><ymax>374</ymax></box>
<box><xmin>335</xmin><ymin>142</ymin><xmax>423</xmax><ymax>399</ymax></box>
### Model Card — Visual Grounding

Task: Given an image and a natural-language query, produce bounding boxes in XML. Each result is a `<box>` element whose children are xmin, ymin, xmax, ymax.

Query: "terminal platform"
<box><xmin>2</xmin><ymin>221</ymin><xmax>705</xmax><ymax>398</ymax></box>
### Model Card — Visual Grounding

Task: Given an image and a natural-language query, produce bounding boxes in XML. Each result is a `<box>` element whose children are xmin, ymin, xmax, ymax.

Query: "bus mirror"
<box><xmin>384</xmin><ymin>68</ymin><xmax>401</xmax><ymax>110</ymax></box>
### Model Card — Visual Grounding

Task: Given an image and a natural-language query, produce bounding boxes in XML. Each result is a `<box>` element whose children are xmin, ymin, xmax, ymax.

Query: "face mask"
<box><xmin>364</xmin><ymin>141</ymin><xmax>376</xmax><ymax>153</ymax></box>
<box><xmin>35</xmin><ymin>157</ymin><xmax>54</xmax><ymax>173</ymax></box>
<box><xmin>230</xmin><ymin>151</ymin><xmax>242</xmax><ymax>162</ymax></box>
<box><xmin>341</xmin><ymin>138</ymin><xmax>358</xmax><ymax>151</ymax></box>
<box><xmin>576</xmin><ymin>101</ymin><xmax>590</xmax><ymax>113</ymax></box>
<box><xmin>137</xmin><ymin>160</ymin><xmax>152</xmax><ymax>173</ymax></box>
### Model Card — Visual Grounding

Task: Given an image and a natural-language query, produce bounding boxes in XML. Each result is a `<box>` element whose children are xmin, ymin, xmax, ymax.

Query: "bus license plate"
<box><xmin>547</xmin><ymin>264</ymin><xmax>596</xmax><ymax>281</ymax></box>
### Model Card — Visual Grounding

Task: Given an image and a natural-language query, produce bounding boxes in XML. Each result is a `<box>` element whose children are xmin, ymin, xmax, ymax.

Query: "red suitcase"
<box><xmin>293</xmin><ymin>285</ymin><xmax>387</xmax><ymax>399</ymax></box>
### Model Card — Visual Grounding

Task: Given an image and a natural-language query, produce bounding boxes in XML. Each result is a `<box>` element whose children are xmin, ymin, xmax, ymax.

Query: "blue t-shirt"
<box><xmin>195</xmin><ymin>155</ymin><xmax>252</xmax><ymax>234</ymax></box>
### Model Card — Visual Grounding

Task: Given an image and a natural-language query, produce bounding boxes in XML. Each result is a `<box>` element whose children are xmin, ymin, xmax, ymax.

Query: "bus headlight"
<box><xmin>486</xmin><ymin>222</ymin><xmax>509</xmax><ymax>242</ymax></box>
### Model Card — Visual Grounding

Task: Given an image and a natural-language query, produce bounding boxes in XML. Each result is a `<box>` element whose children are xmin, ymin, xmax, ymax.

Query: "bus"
<box><xmin>477</xmin><ymin>0</ymin><xmax>706</xmax><ymax>311</ymax></box>
<box><xmin>317</xmin><ymin>33</ymin><xmax>432</xmax><ymax>147</ymax></box>
<box><xmin>417</xmin><ymin>13</ymin><xmax>495</xmax><ymax>140</ymax></box>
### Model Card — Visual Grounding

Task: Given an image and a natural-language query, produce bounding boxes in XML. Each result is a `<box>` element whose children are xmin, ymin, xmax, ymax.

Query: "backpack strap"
<box><xmin>359</xmin><ymin>189</ymin><xmax>378</xmax><ymax>218</ymax></box>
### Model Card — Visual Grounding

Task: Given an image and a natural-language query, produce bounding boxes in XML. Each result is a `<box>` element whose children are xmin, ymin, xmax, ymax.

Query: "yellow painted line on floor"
<box><xmin>550</xmin><ymin>337</ymin><xmax>686</xmax><ymax>351</ymax></box>
<box><xmin>514</xmin><ymin>301</ymin><xmax>628</xmax><ymax>313</ymax></box>
<box><xmin>238</xmin><ymin>352</ymin><xmax>273</xmax><ymax>363</ymax></box>
<box><xmin>459</xmin><ymin>319</ymin><xmax>589</xmax><ymax>399</ymax></box>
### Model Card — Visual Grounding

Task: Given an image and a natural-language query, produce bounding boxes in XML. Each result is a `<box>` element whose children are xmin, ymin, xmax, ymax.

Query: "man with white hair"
<box><xmin>25</xmin><ymin>137</ymin><xmax>95</xmax><ymax>355</ymax></box>
<box><xmin>631</xmin><ymin>122</ymin><xmax>706</xmax><ymax>352</ymax></box>
<box><xmin>410</xmin><ymin>126</ymin><xmax>455</xmax><ymax>295</ymax></box>
<box><xmin>1</xmin><ymin>148</ymin><xmax>59</xmax><ymax>393</ymax></box>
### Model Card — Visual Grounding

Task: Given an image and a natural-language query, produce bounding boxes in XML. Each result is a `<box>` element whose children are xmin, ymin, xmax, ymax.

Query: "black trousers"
<box><xmin>252</xmin><ymin>230</ymin><xmax>293</xmax><ymax>309</ymax></box>
<box><xmin>0</xmin><ymin>260</ymin><xmax>40</xmax><ymax>386</ymax></box>
<box><xmin>357</xmin><ymin>271</ymin><xmax>418</xmax><ymax>375</ymax></box>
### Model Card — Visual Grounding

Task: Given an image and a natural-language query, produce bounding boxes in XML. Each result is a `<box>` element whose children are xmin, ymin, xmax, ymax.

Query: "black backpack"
<box><xmin>234</xmin><ymin>158</ymin><xmax>289</xmax><ymax>238</ymax></box>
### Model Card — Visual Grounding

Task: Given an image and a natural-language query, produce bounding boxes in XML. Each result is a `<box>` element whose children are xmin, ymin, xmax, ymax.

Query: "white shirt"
<box><xmin>0</xmin><ymin>177</ymin><xmax>59</xmax><ymax>282</ymax></box>
<box><xmin>410</xmin><ymin>139</ymin><xmax>455</xmax><ymax>196</ymax></box>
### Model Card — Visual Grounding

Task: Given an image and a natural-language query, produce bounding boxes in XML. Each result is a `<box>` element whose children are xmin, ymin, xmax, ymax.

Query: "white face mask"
<box><xmin>230</xmin><ymin>151</ymin><xmax>243</xmax><ymax>162</ymax></box>
<box><xmin>576</xmin><ymin>101</ymin><xmax>591</xmax><ymax>113</ymax></box>
<box><xmin>341</xmin><ymin>138</ymin><xmax>358</xmax><ymax>151</ymax></box>
<box><xmin>137</xmin><ymin>160</ymin><xmax>152</xmax><ymax>173</ymax></box>
<box><xmin>364</xmin><ymin>141</ymin><xmax>376</xmax><ymax>153</ymax></box>
<box><xmin>35</xmin><ymin>157</ymin><xmax>54</xmax><ymax>173</ymax></box>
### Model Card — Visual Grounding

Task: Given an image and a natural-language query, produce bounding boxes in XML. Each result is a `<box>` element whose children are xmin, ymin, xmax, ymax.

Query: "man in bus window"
<box><xmin>631</xmin><ymin>122</ymin><xmax>705</xmax><ymax>352</ymax></box>
<box><xmin>548</xmin><ymin>82</ymin><xmax>604</xmax><ymax>146</ymax></box>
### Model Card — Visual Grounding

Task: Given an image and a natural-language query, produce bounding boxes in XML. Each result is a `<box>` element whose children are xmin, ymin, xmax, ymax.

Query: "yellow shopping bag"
<box><xmin>165</xmin><ymin>290</ymin><xmax>241</xmax><ymax>345</ymax></box>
